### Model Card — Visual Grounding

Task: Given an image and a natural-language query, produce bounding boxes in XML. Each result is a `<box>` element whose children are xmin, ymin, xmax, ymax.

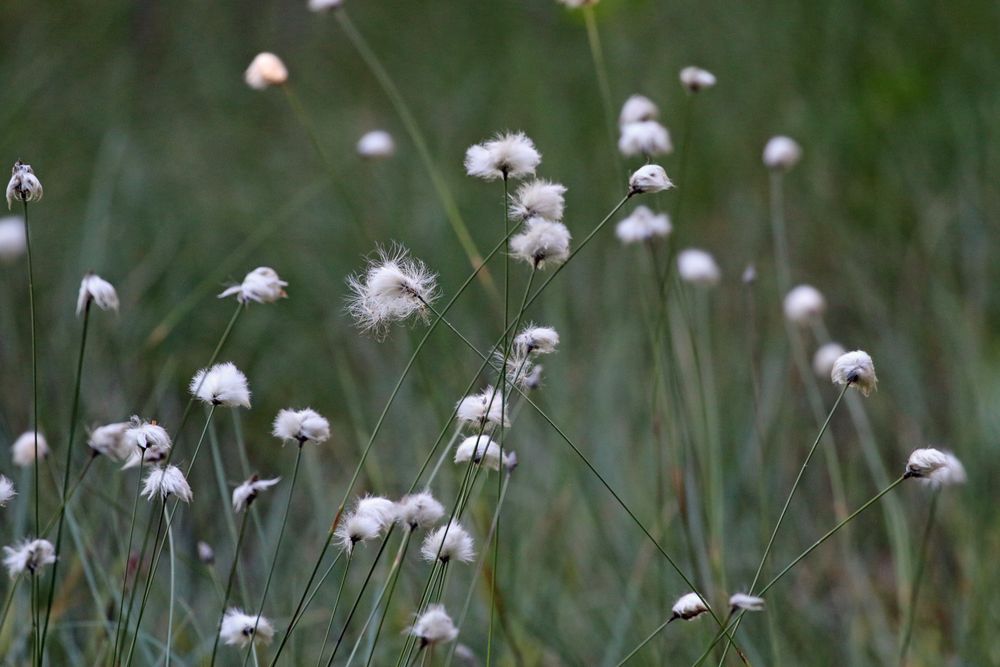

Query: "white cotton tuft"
<box><xmin>88</xmin><ymin>421</ymin><xmax>133</xmax><ymax>461</ymax></box>
<box><xmin>3</xmin><ymin>539</ymin><xmax>55</xmax><ymax>577</ymax></box>
<box><xmin>142</xmin><ymin>465</ymin><xmax>193</xmax><ymax>503</ymax></box>
<box><xmin>464</xmin><ymin>132</ymin><xmax>541</xmax><ymax>181</ymax></box>
<box><xmin>671</xmin><ymin>592</ymin><xmax>710</xmax><ymax>621</ymax></box>
<box><xmin>615</xmin><ymin>205</ymin><xmax>672</xmax><ymax>244</ymax></box>
<box><xmin>220</xmin><ymin>608</ymin><xmax>274</xmax><ymax>648</ymax></box>
<box><xmin>618</xmin><ymin>95</ymin><xmax>659</xmax><ymax>126</ymax></box>
<box><xmin>190</xmin><ymin>362</ymin><xmax>251</xmax><ymax>408</ymax></box>
<box><xmin>0</xmin><ymin>475</ymin><xmax>15</xmax><ymax>507</ymax></box>
<box><xmin>396</xmin><ymin>492</ymin><xmax>445</xmax><ymax>530</ymax></box>
<box><xmin>11</xmin><ymin>431</ymin><xmax>48</xmax><ymax>467</ymax></box>
<box><xmin>232</xmin><ymin>476</ymin><xmax>280</xmax><ymax>513</ymax></box>
<box><xmin>455</xmin><ymin>436</ymin><xmax>503</xmax><ymax>471</ymax></box>
<box><xmin>346</xmin><ymin>245</ymin><xmax>438</xmax><ymax>338</ymax></box>
<box><xmin>308</xmin><ymin>0</ymin><xmax>344</xmax><ymax>11</ymax></box>
<box><xmin>121</xmin><ymin>417</ymin><xmax>172</xmax><ymax>469</ymax></box>
<box><xmin>0</xmin><ymin>216</ymin><xmax>26</xmax><ymax>262</ymax></box>
<box><xmin>677</xmin><ymin>249</ymin><xmax>721</xmax><ymax>287</ymax></box>
<box><xmin>509</xmin><ymin>218</ymin><xmax>571</xmax><ymax>269</ymax></box>
<box><xmin>628</xmin><ymin>164</ymin><xmax>673</xmax><ymax>195</ymax></box>
<box><xmin>76</xmin><ymin>273</ymin><xmax>119</xmax><ymax>315</ymax></box>
<box><xmin>356</xmin><ymin>495</ymin><xmax>398</xmax><ymax>530</ymax></box>
<box><xmin>514</xmin><ymin>324</ymin><xmax>560</xmax><ymax>356</ymax></box>
<box><xmin>335</xmin><ymin>512</ymin><xmax>382</xmax><ymax>554</ymax></box>
<box><xmin>357</xmin><ymin>130</ymin><xmax>396</xmax><ymax>159</ymax></box>
<box><xmin>831</xmin><ymin>350</ymin><xmax>878</xmax><ymax>397</ymax></box>
<box><xmin>680</xmin><ymin>66</ymin><xmax>717</xmax><ymax>92</ymax></box>
<box><xmin>244</xmin><ymin>53</ymin><xmax>287</xmax><ymax>90</ymax></box>
<box><xmin>521</xmin><ymin>364</ymin><xmax>544</xmax><ymax>390</ymax></box>
<box><xmin>408</xmin><ymin>604</ymin><xmax>459</xmax><ymax>646</ymax></box>
<box><xmin>456</xmin><ymin>387</ymin><xmax>508</xmax><ymax>428</ymax></box>
<box><xmin>509</xmin><ymin>179</ymin><xmax>567</xmax><ymax>222</ymax></box>
<box><xmin>763</xmin><ymin>136</ymin><xmax>802</xmax><ymax>170</ymax></box>
<box><xmin>218</xmin><ymin>267</ymin><xmax>288</xmax><ymax>305</ymax></box>
<box><xmin>618</xmin><ymin>121</ymin><xmax>673</xmax><ymax>158</ymax></box>
<box><xmin>783</xmin><ymin>285</ymin><xmax>826</xmax><ymax>325</ymax></box>
<box><xmin>812</xmin><ymin>343</ymin><xmax>846</xmax><ymax>379</ymax></box>
<box><xmin>729</xmin><ymin>593</ymin><xmax>765</xmax><ymax>612</ymax></box>
<box><xmin>272</xmin><ymin>408</ymin><xmax>330</xmax><ymax>445</ymax></box>
<box><xmin>421</xmin><ymin>521</ymin><xmax>475</xmax><ymax>564</ymax></box>
<box><xmin>197</xmin><ymin>541</ymin><xmax>215</xmax><ymax>564</ymax></box>
<box><xmin>6</xmin><ymin>161</ymin><xmax>43</xmax><ymax>209</ymax></box>
<box><xmin>905</xmin><ymin>448</ymin><xmax>966</xmax><ymax>487</ymax></box>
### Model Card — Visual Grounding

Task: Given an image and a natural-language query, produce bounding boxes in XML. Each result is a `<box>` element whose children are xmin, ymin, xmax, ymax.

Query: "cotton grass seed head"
<box><xmin>356</xmin><ymin>495</ymin><xmax>398</xmax><ymax>531</ymax></box>
<box><xmin>3</xmin><ymin>539</ymin><xmax>55</xmax><ymax>577</ymax></box>
<box><xmin>347</xmin><ymin>245</ymin><xmax>438</xmax><ymax>338</ymax></box>
<box><xmin>783</xmin><ymin>284</ymin><xmax>826</xmax><ymax>325</ymax></box>
<box><xmin>831</xmin><ymin>350</ymin><xmax>877</xmax><ymax>396</ymax></box>
<box><xmin>509</xmin><ymin>179</ymin><xmax>567</xmax><ymax>222</ymax></box>
<box><xmin>220</xmin><ymin>608</ymin><xmax>274</xmax><ymax>648</ymax></box>
<box><xmin>0</xmin><ymin>217</ymin><xmax>26</xmax><ymax>261</ymax></box>
<box><xmin>812</xmin><ymin>343</ymin><xmax>846</xmax><ymax>379</ymax></box>
<box><xmin>618</xmin><ymin>121</ymin><xmax>673</xmax><ymax>158</ymax></box>
<box><xmin>628</xmin><ymin>164</ymin><xmax>673</xmax><ymax>195</ymax></box>
<box><xmin>671</xmin><ymin>592</ymin><xmax>710</xmax><ymax>621</ymax></box>
<box><xmin>335</xmin><ymin>512</ymin><xmax>382</xmax><ymax>554</ymax></box>
<box><xmin>308</xmin><ymin>0</ymin><xmax>344</xmax><ymax>12</ymax></box>
<box><xmin>421</xmin><ymin>521</ymin><xmax>475</xmax><ymax>564</ymax></box>
<box><xmin>244</xmin><ymin>52</ymin><xmax>287</xmax><ymax>90</ymax></box>
<box><xmin>190</xmin><ymin>362</ymin><xmax>251</xmax><ymax>408</ymax></box>
<box><xmin>763</xmin><ymin>136</ymin><xmax>802</xmax><ymax>171</ymax></box>
<box><xmin>121</xmin><ymin>417</ymin><xmax>172</xmax><ymax>468</ymax></box>
<box><xmin>11</xmin><ymin>431</ymin><xmax>48</xmax><ymax>467</ymax></box>
<box><xmin>396</xmin><ymin>492</ymin><xmax>445</xmax><ymax>530</ymax></box>
<box><xmin>218</xmin><ymin>267</ymin><xmax>288</xmax><ymax>305</ymax></box>
<box><xmin>142</xmin><ymin>465</ymin><xmax>193</xmax><ymax>503</ymax></box>
<box><xmin>197</xmin><ymin>541</ymin><xmax>215</xmax><ymax>564</ymax></box>
<box><xmin>76</xmin><ymin>272</ymin><xmax>119</xmax><ymax>315</ymax></box>
<box><xmin>408</xmin><ymin>604</ymin><xmax>459</xmax><ymax>646</ymax></box>
<box><xmin>514</xmin><ymin>324</ymin><xmax>560</xmax><ymax>356</ymax></box>
<box><xmin>456</xmin><ymin>387</ymin><xmax>508</xmax><ymax>428</ymax></box>
<box><xmin>615</xmin><ymin>205</ymin><xmax>672</xmax><ymax>245</ymax></box>
<box><xmin>680</xmin><ymin>66</ymin><xmax>717</xmax><ymax>92</ymax></box>
<box><xmin>6</xmin><ymin>161</ymin><xmax>43</xmax><ymax>209</ymax></box>
<box><xmin>618</xmin><ymin>94</ymin><xmax>659</xmax><ymax>126</ymax></box>
<box><xmin>232</xmin><ymin>475</ymin><xmax>280</xmax><ymax>513</ymax></box>
<box><xmin>510</xmin><ymin>218</ymin><xmax>571</xmax><ymax>269</ymax></box>
<box><xmin>464</xmin><ymin>132</ymin><xmax>541</xmax><ymax>181</ymax></box>
<box><xmin>272</xmin><ymin>408</ymin><xmax>331</xmax><ymax>445</ymax></box>
<box><xmin>729</xmin><ymin>593</ymin><xmax>765</xmax><ymax>612</ymax></box>
<box><xmin>0</xmin><ymin>475</ymin><xmax>15</xmax><ymax>507</ymax></box>
<box><xmin>455</xmin><ymin>435</ymin><xmax>503</xmax><ymax>471</ymax></box>
<box><xmin>357</xmin><ymin>130</ymin><xmax>396</xmax><ymax>159</ymax></box>
<box><xmin>677</xmin><ymin>249</ymin><xmax>721</xmax><ymax>287</ymax></box>
<box><xmin>905</xmin><ymin>448</ymin><xmax>966</xmax><ymax>487</ymax></box>
<box><xmin>88</xmin><ymin>421</ymin><xmax>132</xmax><ymax>461</ymax></box>
<box><xmin>522</xmin><ymin>364</ymin><xmax>544</xmax><ymax>390</ymax></box>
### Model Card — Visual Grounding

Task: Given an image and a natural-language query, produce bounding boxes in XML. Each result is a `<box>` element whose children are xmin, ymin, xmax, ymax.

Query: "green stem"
<box><xmin>22</xmin><ymin>202</ymin><xmax>39</xmax><ymax>542</ymax></box>
<box><xmin>582</xmin><ymin>4</ymin><xmax>623</xmax><ymax>177</ymax></box>
<box><xmin>123</xmin><ymin>499</ymin><xmax>170</xmax><ymax>667</ymax></box>
<box><xmin>165</xmin><ymin>504</ymin><xmax>175</xmax><ymax>667</ymax></box>
<box><xmin>769</xmin><ymin>170</ymin><xmax>791</xmax><ymax>295</ymax></box>
<box><xmin>357</xmin><ymin>530</ymin><xmax>413</xmax><ymax>667</ymax></box>
<box><xmin>184</xmin><ymin>405</ymin><xmax>218</xmax><ymax>477</ymax></box>
<box><xmin>209</xmin><ymin>509</ymin><xmax>252</xmax><ymax>667</ymax></box>
<box><xmin>111</xmin><ymin>448</ymin><xmax>147</xmax><ymax>665</ymax></box>
<box><xmin>614</xmin><ymin>617</ymin><xmax>677</xmax><ymax>666</ymax></box>
<box><xmin>897</xmin><ymin>488</ymin><xmax>939</xmax><ymax>666</ymax></box>
<box><xmin>317</xmin><ymin>552</ymin><xmax>354</xmax><ymax>667</ymax></box>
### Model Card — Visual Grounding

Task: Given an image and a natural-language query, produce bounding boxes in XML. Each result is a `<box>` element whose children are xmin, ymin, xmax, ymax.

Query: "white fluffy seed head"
<box><xmin>220</xmin><ymin>608</ymin><xmax>274</xmax><ymax>647</ymax></box>
<box><xmin>831</xmin><ymin>350</ymin><xmax>878</xmax><ymax>396</ymax></box>
<box><xmin>335</xmin><ymin>512</ymin><xmax>382</xmax><ymax>554</ymax></box>
<box><xmin>455</xmin><ymin>436</ymin><xmax>502</xmax><ymax>472</ymax></box>
<box><xmin>729</xmin><ymin>593</ymin><xmax>765</xmax><ymax>612</ymax></box>
<box><xmin>356</xmin><ymin>495</ymin><xmax>398</xmax><ymax>531</ymax></box>
<box><xmin>618</xmin><ymin>121</ymin><xmax>673</xmax><ymax>158</ymax></box>
<box><xmin>11</xmin><ymin>431</ymin><xmax>48</xmax><ymax>467</ymax></box>
<box><xmin>671</xmin><ymin>592</ymin><xmax>710</xmax><ymax>621</ymax></box>
<box><xmin>509</xmin><ymin>218</ymin><xmax>571</xmax><ymax>269</ymax></box>
<box><xmin>197</xmin><ymin>541</ymin><xmax>215</xmax><ymax>564</ymax></box>
<box><xmin>244</xmin><ymin>53</ymin><xmax>287</xmax><ymax>90</ymax></box>
<box><xmin>3</xmin><ymin>539</ymin><xmax>55</xmax><ymax>577</ymax></box>
<box><xmin>0</xmin><ymin>475</ymin><xmax>15</xmax><ymax>507</ymax></box>
<box><xmin>88</xmin><ymin>421</ymin><xmax>133</xmax><ymax>461</ymax></box>
<box><xmin>812</xmin><ymin>343</ymin><xmax>846</xmax><ymax>379</ymax></box>
<box><xmin>76</xmin><ymin>273</ymin><xmax>119</xmax><ymax>315</ymax></box>
<box><xmin>905</xmin><ymin>448</ymin><xmax>966</xmax><ymax>487</ymax></box>
<box><xmin>763</xmin><ymin>136</ymin><xmax>802</xmax><ymax>170</ymax></box>
<box><xmin>509</xmin><ymin>179</ymin><xmax>567</xmax><ymax>222</ymax></box>
<box><xmin>357</xmin><ymin>130</ymin><xmax>396</xmax><ymax>158</ymax></box>
<box><xmin>677</xmin><ymin>249</ymin><xmax>721</xmax><ymax>287</ymax></box>
<box><xmin>0</xmin><ymin>216</ymin><xmax>26</xmax><ymax>261</ymax></box>
<box><xmin>421</xmin><ymin>521</ymin><xmax>475</xmax><ymax>564</ymax></box>
<box><xmin>190</xmin><ymin>362</ymin><xmax>251</xmax><ymax>408</ymax></box>
<box><xmin>680</xmin><ymin>66</ymin><xmax>717</xmax><ymax>92</ymax></box>
<box><xmin>121</xmin><ymin>417</ymin><xmax>172</xmax><ymax>469</ymax></box>
<box><xmin>783</xmin><ymin>285</ymin><xmax>826</xmax><ymax>325</ymax></box>
<box><xmin>464</xmin><ymin>132</ymin><xmax>541</xmax><ymax>181</ymax></box>
<box><xmin>142</xmin><ymin>465</ymin><xmax>193</xmax><ymax>503</ymax></box>
<box><xmin>346</xmin><ymin>245</ymin><xmax>438</xmax><ymax>338</ymax></box>
<box><xmin>232</xmin><ymin>476</ymin><xmax>280</xmax><ymax>513</ymax></box>
<box><xmin>456</xmin><ymin>387</ymin><xmax>508</xmax><ymax>428</ymax></box>
<box><xmin>628</xmin><ymin>164</ymin><xmax>673</xmax><ymax>195</ymax></box>
<box><xmin>514</xmin><ymin>324</ymin><xmax>560</xmax><ymax>356</ymax></box>
<box><xmin>272</xmin><ymin>408</ymin><xmax>331</xmax><ymax>445</ymax></box>
<box><xmin>218</xmin><ymin>267</ymin><xmax>288</xmax><ymax>305</ymax></box>
<box><xmin>615</xmin><ymin>205</ymin><xmax>672</xmax><ymax>245</ymax></box>
<box><xmin>6</xmin><ymin>161</ymin><xmax>43</xmax><ymax>209</ymax></box>
<box><xmin>618</xmin><ymin>94</ymin><xmax>659</xmax><ymax>126</ymax></box>
<box><xmin>396</xmin><ymin>492</ymin><xmax>445</xmax><ymax>530</ymax></box>
<box><xmin>408</xmin><ymin>604</ymin><xmax>459</xmax><ymax>646</ymax></box>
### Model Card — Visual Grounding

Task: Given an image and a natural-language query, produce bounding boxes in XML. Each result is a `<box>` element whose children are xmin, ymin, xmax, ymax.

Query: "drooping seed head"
<box><xmin>763</xmin><ymin>136</ymin><xmax>802</xmax><ymax>171</ymax></box>
<box><xmin>680</xmin><ymin>66</ymin><xmax>717</xmax><ymax>92</ymax></box>
<box><xmin>218</xmin><ymin>267</ymin><xmax>288</xmax><ymax>305</ymax></box>
<box><xmin>6</xmin><ymin>161</ymin><xmax>43</xmax><ymax>209</ymax></box>
<box><xmin>831</xmin><ymin>350</ymin><xmax>877</xmax><ymax>396</ymax></box>
<box><xmin>244</xmin><ymin>53</ymin><xmax>287</xmax><ymax>90</ymax></box>
<box><xmin>783</xmin><ymin>284</ymin><xmax>826</xmax><ymax>325</ymax></box>
<box><xmin>77</xmin><ymin>272</ymin><xmax>119</xmax><ymax>315</ymax></box>
<box><xmin>11</xmin><ymin>431</ymin><xmax>48</xmax><ymax>467</ymax></box>
<box><xmin>189</xmin><ymin>362</ymin><xmax>251</xmax><ymax>408</ymax></box>
<box><xmin>615</xmin><ymin>205</ymin><xmax>672</xmax><ymax>245</ymax></box>
<box><xmin>628</xmin><ymin>164</ymin><xmax>673</xmax><ymax>195</ymax></box>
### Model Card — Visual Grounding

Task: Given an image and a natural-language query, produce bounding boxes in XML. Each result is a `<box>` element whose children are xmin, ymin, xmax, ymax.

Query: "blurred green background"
<box><xmin>1</xmin><ymin>0</ymin><xmax>998</xmax><ymax>664</ymax></box>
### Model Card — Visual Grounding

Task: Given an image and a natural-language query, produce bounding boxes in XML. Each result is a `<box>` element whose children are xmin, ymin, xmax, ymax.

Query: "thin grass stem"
<box><xmin>897</xmin><ymin>488</ymin><xmax>939</xmax><ymax>666</ymax></box>
<box><xmin>209</xmin><ymin>509</ymin><xmax>252</xmax><ymax>667</ymax></box>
